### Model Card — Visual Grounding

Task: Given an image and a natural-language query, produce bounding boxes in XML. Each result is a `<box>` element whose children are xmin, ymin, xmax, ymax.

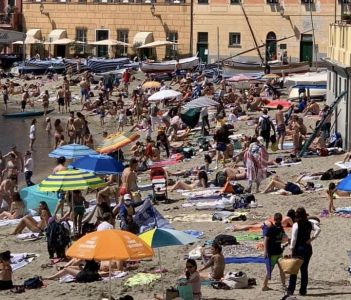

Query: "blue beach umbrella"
<box><xmin>69</xmin><ymin>154</ymin><xmax>124</xmax><ymax>175</ymax></box>
<box><xmin>336</xmin><ymin>174</ymin><xmax>351</xmax><ymax>191</ymax></box>
<box><xmin>19</xmin><ymin>184</ymin><xmax>59</xmax><ymax>215</ymax></box>
<box><xmin>49</xmin><ymin>143</ymin><xmax>98</xmax><ymax>159</ymax></box>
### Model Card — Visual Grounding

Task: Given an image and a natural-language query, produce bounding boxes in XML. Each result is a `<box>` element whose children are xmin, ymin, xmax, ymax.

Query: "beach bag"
<box><xmin>215</xmin><ymin>171</ymin><xmax>227</xmax><ymax>187</ymax></box>
<box><xmin>46</xmin><ymin>220</ymin><xmax>71</xmax><ymax>259</ymax></box>
<box><xmin>177</xmin><ymin>284</ymin><xmax>193</xmax><ymax>300</ymax></box>
<box><xmin>214</xmin><ymin>234</ymin><xmax>238</xmax><ymax>246</ymax></box>
<box><xmin>223</xmin><ymin>271</ymin><xmax>249</xmax><ymax>289</ymax></box>
<box><xmin>278</xmin><ymin>257</ymin><xmax>304</xmax><ymax>275</ymax></box>
<box><xmin>166</xmin><ymin>287</ymin><xmax>179</xmax><ymax>300</ymax></box>
<box><xmin>24</xmin><ymin>276</ymin><xmax>43</xmax><ymax>289</ymax></box>
<box><xmin>232</xmin><ymin>183</ymin><xmax>245</xmax><ymax>194</ymax></box>
<box><xmin>183</xmin><ymin>148</ymin><xmax>194</xmax><ymax>159</ymax></box>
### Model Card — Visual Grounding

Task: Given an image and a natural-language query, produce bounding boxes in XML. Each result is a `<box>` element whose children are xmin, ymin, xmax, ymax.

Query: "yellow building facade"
<box><xmin>193</xmin><ymin>0</ymin><xmax>345</xmax><ymax>63</ymax></box>
<box><xmin>22</xmin><ymin>0</ymin><xmax>192</xmax><ymax>58</ymax></box>
<box><xmin>325</xmin><ymin>21</ymin><xmax>351</xmax><ymax>150</ymax></box>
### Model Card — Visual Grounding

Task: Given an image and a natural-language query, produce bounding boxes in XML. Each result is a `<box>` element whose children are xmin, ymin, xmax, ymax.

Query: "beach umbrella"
<box><xmin>97</xmin><ymin>131</ymin><xmax>140</xmax><ymax>154</ymax></box>
<box><xmin>66</xmin><ymin>229</ymin><xmax>154</xmax><ymax>299</ymax></box>
<box><xmin>227</xmin><ymin>74</ymin><xmax>256</xmax><ymax>82</ymax></box>
<box><xmin>336</xmin><ymin>174</ymin><xmax>351</xmax><ymax>191</ymax></box>
<box><xmin>38</xmin><ymin>169</ymin><xmax>106</xmax><ymax>192</ymax></box>
<box><xmin>148</xmin><ymin>89</ymin><xmax>181</xmax><ymax>102</ymax></box>
<box><xmin>139</xmin><ymin>228</ymin><xmax>198</xmax><ymax>297</ymax></box>
<box><xmin>68</xmin><ymin>154</ymin><xmax>124</xmax><ymax>175</ymax></box>
<box><xmin>49</xmin><ymin>143</ymin><xmax>98</xmax><ymax>159</ymax></box>
<box><xmin>142</xmin><ymin>81</ymin><xmax>161</xmax><ymax>89</ymax></box>
<box><xmin>183</xmin><ymin>96</ymin><xmax>219</xmax><ymax>109</ymax></box>
<box><xmin>19</xmin><ymin>184</ymin><xmax>59</xmax><ymax>215</ymax></box>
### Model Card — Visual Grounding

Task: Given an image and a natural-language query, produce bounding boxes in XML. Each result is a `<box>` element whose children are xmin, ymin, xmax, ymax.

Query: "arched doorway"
<box><xmin>266</xmin><ymin>32</ymin><xmax>277</xmax><ymax>62</ymax></box>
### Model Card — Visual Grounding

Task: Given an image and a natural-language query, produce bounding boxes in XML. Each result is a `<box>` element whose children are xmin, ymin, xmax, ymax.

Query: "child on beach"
<box><xmin>42</xmin><ymin>90</ymin><xmax>50</xmax><ymax>116</ymax></box>
<box><xmin>2</xmin><ymin>85</ymin><xmax>9</xmax><ymax>112</ymax></box>
<box><xmin>46</xmin><ymin>117</ymin><xmax>52</xmax><ymax>136</ymax></box>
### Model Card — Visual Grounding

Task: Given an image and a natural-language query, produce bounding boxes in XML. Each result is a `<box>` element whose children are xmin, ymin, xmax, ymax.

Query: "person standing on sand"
<box><xmin>54</xmin><ymin>119</ymin><xmax>64</xmax><ymax>149</ymax></box>
<box><xmin>2</xmin><ymin>85</ymin><xmax>9</xmax><ymax>112</ymax></box>
<box><xmin>0</xmin><ymin>175</ymin><xmax>17</xmax><ymax>209</ymax></box>
<box><xmin>275</xmin><ymin>104</ymin><xmax>286</xmax><ymax>150</ymax></box>
<box><xmin>56</xmin><ymin>86</ymin><xmax>65</xmax><ymax>114</ymax></box>
<box><xmin>29</xmin><ymin>119</ymin><xmax>37</xmax><ymax>151</ymax></box>
<box><xmin>42</xmin><ymin>90</ymin><xmax>50</xmax><ymax>116</ymax></box>
<box><xmin>74</xmin><ymin>112</ymin><xmax>84</xmax><ymax>144</ymax></box>
<box><xmin>120</xmin><ymin>158</ymin><xmax>139</xmax><ymax>198</ymax></box>
<box><xmin>21</xmin><ymin>90</ymin><xmax>29</xmax><ymax>112</ymax></box>
<box><xmin>3</xmin><ymin>146</ymin><xmax>24</xmax><ymax>174</ymax></box>
<box><xmin>79</xmin><ymin>77</ymin><xmax>88</xmax><ymax>105</ymax></box>
<box><xmin>24</xmin><ymin>151</ymin><xmax>34</xmax><ymax>187</ymax></box>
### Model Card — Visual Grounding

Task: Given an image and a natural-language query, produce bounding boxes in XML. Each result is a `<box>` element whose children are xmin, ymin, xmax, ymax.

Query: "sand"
<box><xmin>1</xmin><ymin>71</ymin><xmax>351</xmax><ymax>300</ymax></box>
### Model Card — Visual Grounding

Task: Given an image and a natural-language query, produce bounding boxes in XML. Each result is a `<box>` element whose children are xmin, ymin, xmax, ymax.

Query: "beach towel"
<box><xmin>0</xmin><ymin>216</ymin><xmax>41</xmax><ymax>227</ymax></box>
<box><xmin>335</xmin><ymin>161</ymin><xmax>351</xmax><ymax>170</ymax></box>
<box><xmin>124</xmin><ymin>273</ymin><xmax>161</xmax><ymax>287</ymax></box>
<box><xmin>166</xmin><ymin>214</ymin><xmax>213</xmax><ymax>223</ymax></box>
<box><xmin>234</xmin><ymin>233</ymin><xmax>263</xmax><ymax>241</ymax></box>
<box><xmin>183</xmin><ymin>230</ymin><xmax>204</xmax><ymax>238</ymax></box>
<box><xmin>11</xmin><ymin>253</ymin><xmax>39</xmax><ymax>271</ymax></box>
<box><xmin>16</xmin><ymin>232</ymin><xmax>42</xmax><ymax>241</ymax></box>
<box><xmin>150</xmin><ymin>159</ymin><xmax>179</xmax><ymax>168</ymax></box>
<box><xmin>59</xmin><ymin>271</ymin><xmax>128</xmax><ymax>284</ymax></box>
<box><xmin>224</xmin><ymin>257</ymin><xmax>265</xmax><ymax>264</ymax></box>
<box><xmin>268</xmin><ymin>162</ymin><xmax>302</xmax><ymax>169</ymax></box>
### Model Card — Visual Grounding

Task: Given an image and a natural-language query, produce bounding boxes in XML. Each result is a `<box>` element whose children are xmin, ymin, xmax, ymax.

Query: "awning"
<box><xmin>0</xmin><ymin>29</ymin><xmax>26</xmax><ymax>44</ymax></box>
<box><xmin>90</xmin><ymin>39</ymin><xmax>129</xmax><ymax>46</ymax></box>
<box><xmin>48</xmin><ymin>29</ymin><xmax>67</xmax><ymax>43</ymax></box>
<box><xmin>12</xmin><ymin>37</ymin><xmax>42</xmax><ymax>45</ymax></box>
<box><xmin>26</xmin><ymin>29</ymin><xmax>42</xmax><ymax>40</ymax></box>
<box><xmin>133</xmin><ymin>32</ymin><xmax>153</xmax><ymax>46</ymax></box>
<box><xmin>138</xmin><ymin>40</ymin><xmax>176</xmax><ymax>49</ymax></box>
<box><xmin>51</xmin><ymin>38</ymin><xmax>76</xmax><ymax>45</ymax></box>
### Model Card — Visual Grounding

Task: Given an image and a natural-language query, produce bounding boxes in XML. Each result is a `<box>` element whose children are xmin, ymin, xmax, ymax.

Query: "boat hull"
<box><xmin>141</xmin><ymin>57</ymin><xmax>199</xmax><ymax>73</ymax></box>
<box><xmin>223</xmin><ymin>61</ymin><xmax>310</xmax><ymax>76</ymax></box>
<box><xmin>288</xmin><ymin>85</ymin><xmax>327</xmax><ymax>101</ymax></box>
<box><xmin>2</xmin><ymin>109</ymin><xmax>55</xmax><ymax>118</ymax></box>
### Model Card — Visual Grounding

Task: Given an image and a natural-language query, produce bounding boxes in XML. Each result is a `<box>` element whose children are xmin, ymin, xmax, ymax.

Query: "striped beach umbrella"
<box><xmin>49</xmin><ymin>143</ymin><xmax>98</xmax><ymax>159</ymax></box>
<box><xmin>97</xmin><ymin>131</ymin><xmax>140</xmax><ymax>154</ymax></box>
<box><xmin>38</xmin><ymin>169</ymin><xmax>106</xmax><ymax>192</ymax></box>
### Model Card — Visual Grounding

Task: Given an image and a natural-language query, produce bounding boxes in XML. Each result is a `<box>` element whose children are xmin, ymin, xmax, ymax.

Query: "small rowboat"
<box><xmin>2</xmin><ymin>109</ymin><xmax>54</xmax><ymax>118</ymax></box>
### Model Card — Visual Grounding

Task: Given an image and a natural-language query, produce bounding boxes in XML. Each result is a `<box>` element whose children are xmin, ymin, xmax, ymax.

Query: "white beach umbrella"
<box><xmin>148</xmin><ymin>89</ymin><xmax>181</xmax><ymax>102</ymax></box>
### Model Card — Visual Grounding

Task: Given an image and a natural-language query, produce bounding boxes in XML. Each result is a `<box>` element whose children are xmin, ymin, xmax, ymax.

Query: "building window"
<box><xmin>267</xmin><ymin>0</ymin><xmax>278</xmax><ymax>3</ymax></box>
<box><xmin>229</xmin><ymin>32</ymin><xmax>241</xmax><ymax>47</ymax></box>
<box><xmin>197</xmin><ymin>32</ymin><xmax>208</xmax><ymax>44</ymax></box>
<box><xmin>117</xmin><ymin>29</ymin><xmax>129</xmax><ymax>56</ymax></box>
<box><xmin>76</xmin><ymin>28</ymin><xmax>87</xmax><ymax>55</ymax></box>
<box><xmin>166</xmin><ymin>31</ymin><xmax>178</xmax><ymax>59</ymax></box>
<box><xmin>198</xmin><ymin>0</ymin><xmax>208</xmax><ymax>4</ymax></box>
<box><xmin>279</xmin><ymin>44</ymin><xmax>287</xmax><ymax>50</ymax></box>
<box><xmin>301</xmin><ymin>0</ymin><xmax>313</xmax><ymax>3</ymax></box>
<box><xmin>230</xmin><ymin>0</ymin><xmax>241</xmax><ymax>4</ymax></box>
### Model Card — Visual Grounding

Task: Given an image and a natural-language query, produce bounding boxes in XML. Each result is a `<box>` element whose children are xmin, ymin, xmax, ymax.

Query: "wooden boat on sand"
<box><xmin>141</xmin><ymin>56</ymin><xmax>199</xmax><ymax>73</ymax></box>
<box><xmin>2</xmin><ymin>109</ymin><xmax>54</xmax><ymax>118</ymax></box>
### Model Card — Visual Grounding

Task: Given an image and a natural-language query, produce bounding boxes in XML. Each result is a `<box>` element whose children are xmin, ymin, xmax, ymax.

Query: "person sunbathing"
<box><xmin>11</xmin><ymin>201</ymin><xmax>51</xmax><ymax>235</ymax></box>
<box><xmin>169</xmin><ymin>171</ymin><xmax>208</xmax><ymax>192</ymax></box>
<box><xmin>262</xmin><ymin>175</ymin><xmax>314</xmax><ymax>195</ymax></box>
<box><xmin>303</xmin><ymin>100</ymin><xmax>320</xmax><ymax>116</ymax></box>
<box><xmin>0</xmin><ymin>192</ymin><xmax>24</xmax><ymax>220</ymax></box>
<box><xmin>233</xmin><ymin>209</ymin><xmax>296</xmax><ymax>232</ymax></box>
<box><xmin>224</xmin><ymin>166</ymin><xmax>247</xmax><ymax>180</ymax></box>
<box><xmin>325</xmin><ymin>182</ymin><xmax>351</xmax><ymax>213</ymax></box>
<box><xmin>169</xmin><ymin>128</ymin><xmax>191</xmax><ymax>142</ymax></box>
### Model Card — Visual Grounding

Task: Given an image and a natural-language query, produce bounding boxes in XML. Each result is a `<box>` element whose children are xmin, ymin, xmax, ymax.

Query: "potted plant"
<box><xmin>342</xmin><ymin>13</ymin><xmax>351</xmax><ymax>24</ymax></box>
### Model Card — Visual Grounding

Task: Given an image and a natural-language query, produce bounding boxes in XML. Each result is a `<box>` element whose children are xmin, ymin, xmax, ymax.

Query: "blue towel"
<box><xmin>183</xmin><ymin>230</ymin><xmax>204</xmax><ymax>238</ymax></box>
<box><xmin>225</xmin><ymin>256</ymin><xmax>265</xmax><ymax>264</ymax></box>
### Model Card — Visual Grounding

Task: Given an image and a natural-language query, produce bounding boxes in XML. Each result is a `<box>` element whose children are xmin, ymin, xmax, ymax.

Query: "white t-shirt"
<box><xmin>97</xmin><ymin>221</ymin><xmax>113</xmax><ymax>231</ymax></box>
<box><xmin>29</xmin><ymin>124</ymin><xmax>36</xmax><ymax>139</ymax></box>
<box><xmin>24</xmin><ymin>157</ymin><xmax>33</xmax><ymax>172</ymax></box>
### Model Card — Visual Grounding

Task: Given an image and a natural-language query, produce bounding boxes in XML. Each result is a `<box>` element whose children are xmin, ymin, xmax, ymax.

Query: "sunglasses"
<box><xmin>186</xmin><ymin>265</ymin><xmax>195</xmax><ymax>269</ymax></box>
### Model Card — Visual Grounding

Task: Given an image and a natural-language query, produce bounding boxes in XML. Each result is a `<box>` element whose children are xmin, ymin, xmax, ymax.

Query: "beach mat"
<box><xmin>225</xmin><ymin>256</ymin><xmax>265</xmax><ymax>264</ymax></box>
<box><xmin>124</xmin><ymin>273</ymin><xmax>161</xmax><ymax>287</ymax></box>
<box><xmin>335</xmin><ymin>161</ymin><xmax>351</xmax><ymax>170</ymax></box>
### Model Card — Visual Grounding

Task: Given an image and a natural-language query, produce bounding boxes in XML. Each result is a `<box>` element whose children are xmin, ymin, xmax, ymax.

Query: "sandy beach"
<box><xmin>1</xmin><ymin>71</ymin><xmax>351</xmax><ymax>300</ymax></box>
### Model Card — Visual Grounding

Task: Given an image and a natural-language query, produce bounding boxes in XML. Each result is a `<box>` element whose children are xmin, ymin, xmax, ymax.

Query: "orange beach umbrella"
<box><xmin>97</xmin><ymin>131</ymin><xmax>140</xmax><ymax>154</ymax></box>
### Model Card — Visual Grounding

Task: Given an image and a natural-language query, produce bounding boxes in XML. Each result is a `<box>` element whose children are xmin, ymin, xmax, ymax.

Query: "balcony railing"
<box><xmin>24</xmin><ymin>0</ymin><xmax>186</xmax><ymax>3</ymax></box>
<box><xmin>0</xmin><ymin>12</ymin><xmax>21</xmax><ymax>29</ymax></box>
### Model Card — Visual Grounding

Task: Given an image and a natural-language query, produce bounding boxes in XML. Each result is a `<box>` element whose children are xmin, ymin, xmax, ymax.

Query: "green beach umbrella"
<box><xmin>38</xmin><ymin>169</ymin><xmax>106</xmax><ymax>192</ymax></box>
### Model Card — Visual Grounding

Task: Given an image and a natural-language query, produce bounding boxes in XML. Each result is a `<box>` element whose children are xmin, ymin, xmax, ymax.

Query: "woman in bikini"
<box><xmin>54</xmin><ymin>119</ymin><xmax>64</xmax><ymax>149</ymax></box>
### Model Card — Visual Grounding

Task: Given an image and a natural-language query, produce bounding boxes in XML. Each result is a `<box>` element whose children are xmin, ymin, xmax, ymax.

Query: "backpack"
<box><xmin>215</xmin><ymin>171</ymin><xmax>227</xmax><ymax>187</ymax></box>
<box><xmin>214</xmin><ymin>234</ymin><xmax>238</xmax><ymax>246</ymax></box>
<box><xmin>233</xmin><ymin>194</ymin><xmax>255</xmax><ymax>209</ymax></box>
<box><xmin>261</xmin><ymin>116</ymin><xmax>271</xmax><ymax>132</ymax></box>
<box><xmin>24</xmin><ymin>276</ymin><xmax>43</xmax><ymax>289</ymax></box>
<box><xmin>232</xmin><ymin>183</ymin><xmax>245</xmax><ymax>194</ymax></box>
<box><xmin>46</xmin><ymin>220</ymin><xmax>71</xmax><ymax>259</ymax></box>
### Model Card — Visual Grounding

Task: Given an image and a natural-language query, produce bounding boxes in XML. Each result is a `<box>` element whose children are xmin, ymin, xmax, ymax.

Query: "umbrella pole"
<box><xmin>158</xmin><ymin>248</ymin><xmax>165</xmax><ymax>299</ymax></box>
<box><xmin>109</xmin><ymin>260</ymin><xmax>112</xmax><ymax>300</ymax></box>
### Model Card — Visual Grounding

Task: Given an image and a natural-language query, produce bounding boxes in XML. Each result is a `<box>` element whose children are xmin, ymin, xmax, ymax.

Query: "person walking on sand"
<box><xmin>21</xmin><ymin>90</ymin><xmax>29</xmax><ymax>112</ymax></box>
<box><xmin>275</xmin><ymin>104</ymin><xmax>286</xmax><ymax>150</ymax></box>
<box><xmin>45</xmin><ymin>117</ymin><xmax>52</xmax><ymax>136</ymax></box>
<box><xmin>262</xmin><ymin>212</ymin><xmax>287</xmax><ymax>291</ymax></box>
<box><xmin>286</xmin><ymin>207</ymin><xmax>321</xmax><ymax>297</ymax></box>
<box><xmin>257</xmin><ymin>109</ymin><xmax>275</xmax><ymax>149</ymax></box>
<box><xmin>29</xmin><ymin>119</ymin><xmax>37</xmax><ymax>151</ymax></box>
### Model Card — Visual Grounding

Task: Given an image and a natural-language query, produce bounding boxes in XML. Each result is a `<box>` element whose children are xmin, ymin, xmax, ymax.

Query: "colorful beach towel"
<box><xmin>124</xmin><ymin>273</ymin><xmax>161</xmax><ymax>288</ymax></box>
<box><xmin>224</xmin><ymin>256</ymin><xmax>265</xmax><ymax>264</ymax></box>
<box><xmin>11</xmin><ymin>253</ymin><xmax>39</xmax><ymax>271</ymax></box>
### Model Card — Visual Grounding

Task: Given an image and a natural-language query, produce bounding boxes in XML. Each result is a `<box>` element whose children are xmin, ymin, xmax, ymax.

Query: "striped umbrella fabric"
<box><xmin>97</xmin><ymin>131</ymin><xmax>140</xmax><ymax>154</ymax></box>
<box><xmin>49</xmin><ymin>143</ymin><xmax>98</xmax><ymax>159</ymax></box>
<box><xmin>38</xmin><ymin>169</ymin><xmax>106</xmax><ymax>192</ymax></box>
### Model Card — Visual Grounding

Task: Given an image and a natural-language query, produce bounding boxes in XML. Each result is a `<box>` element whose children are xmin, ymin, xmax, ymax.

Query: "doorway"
<box><xmin>55</xmin><ymin>45</ymin><xmax>66</xmax><ymax>58</ymax></box>
<box><xmin>197</xmin><ymin>32</ymin><xmax>208</xmax><ymax>63</ymax></box>
<box><xmin>266</xmin><ymin>32</ymin><xmax>277</xmax><ymax>62</ymax></box>
<box><xmin>96</xmin><ymin>29</ymin><xmax>109</xmax><ymax>57</ymax></box>
<box><xmin>300</xmin><ymin>34</ymin><xmax>313</xmax><ymax>63</ymax></box>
